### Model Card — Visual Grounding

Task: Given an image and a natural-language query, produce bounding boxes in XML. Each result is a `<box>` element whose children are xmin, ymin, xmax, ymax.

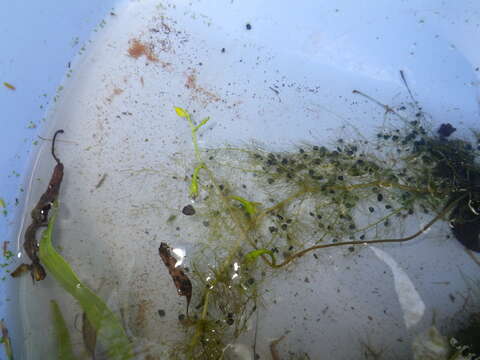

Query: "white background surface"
<box><xmin>1</xmin><ymin>1</ymin><xmax>480</xmax><ymax>359</ymax></box>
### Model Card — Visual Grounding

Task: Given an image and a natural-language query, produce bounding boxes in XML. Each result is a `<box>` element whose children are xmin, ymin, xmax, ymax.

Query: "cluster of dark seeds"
<box><xmin>246</xmin><ymin>118</ymin><xmax>480</xmax><ymax>251</ymax></box>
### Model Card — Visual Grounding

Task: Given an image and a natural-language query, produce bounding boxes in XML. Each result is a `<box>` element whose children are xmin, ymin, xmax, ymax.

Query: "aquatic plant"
<box><xmin>50</xmin><ymin>300</ymin><xmax>77</xmax><ymax>360</ymax></box>
<box><xmin>0</xmin><ymin>320</ymin><xmax>14</xmax><ymax>360</ymax></box>
<box><xmin>170</xmin><ymin>96</ymin><xmax>480</xmax><ymax>358</ymax></box>
<box><xmin>39</xmin><ymin>204</ymin><xmax>134</xmax><ymax>360</ymax></box>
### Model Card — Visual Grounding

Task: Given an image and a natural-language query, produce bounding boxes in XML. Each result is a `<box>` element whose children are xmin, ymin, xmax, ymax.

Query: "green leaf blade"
<box><xmin>174</xmin><ymin>106</ymin><xmax>189</xmax><ymax>118</ymax></box>
<box><xmin>244</xmin><ymin>249</ymin><xmax>275</xmax><ymax>264</ymax></box>
<box><xmin>39</xmin><ymin>207</ymin><xmax>134</xmax><ymax>360</ymax></box>
<box><xmin>50</xmin><ymin>300</ymin><xmax>77</xmax><ymax>360</ymax></box>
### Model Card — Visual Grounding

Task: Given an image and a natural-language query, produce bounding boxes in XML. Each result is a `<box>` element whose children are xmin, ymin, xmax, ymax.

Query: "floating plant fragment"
<box><xmin>158</xmin><ymin>242</ymin><xmax>192</xmax><ymax>315</ymax></box>
<box><xmin>3</xmin><ymin>82</ymin><xmax>15</xmax><ymax>91</ymax></box>
<box><xmin>0</xmin><ymin>319</ymin><xmax>13</xmax><ymax>360</ymax></box>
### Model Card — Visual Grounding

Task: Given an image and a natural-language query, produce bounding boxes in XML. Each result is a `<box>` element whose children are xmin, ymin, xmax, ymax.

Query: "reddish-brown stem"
<box><xmin>262</xmin><ymin>195</ymin><xmax>464</xmax><ymax>269</ymax></box>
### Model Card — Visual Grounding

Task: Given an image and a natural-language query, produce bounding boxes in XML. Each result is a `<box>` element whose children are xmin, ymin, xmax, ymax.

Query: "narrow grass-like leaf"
<box><xmin>50</xmin><ymin>300</ymin><xmax>77</xmax><ymax>360</ymax></box>
<box><xmin>194</xmin><ymin>117</ymin><xmax>210</xmax><ymax>131</ymax></box>
<box><xmin>39</xmin><ymin>206</ymin><xmax>134</xmax><ymax>360</ymax></box>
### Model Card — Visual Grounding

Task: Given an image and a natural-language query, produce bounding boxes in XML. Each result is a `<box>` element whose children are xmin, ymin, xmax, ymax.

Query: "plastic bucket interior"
<box><xmin>1</xmin><ymin>1</ymin><xmax>480</xmax><ymax>359</ymax></box>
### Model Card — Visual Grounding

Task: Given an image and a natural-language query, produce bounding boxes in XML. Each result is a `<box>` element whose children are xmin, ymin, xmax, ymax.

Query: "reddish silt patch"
<box><xmin>184</xmin><ymin>69</ymin><xmax>221</xmax><ymax>104</ymax></box>
<box><xmin>127</xmin><ymin>39</ymin><xmax>158</xmax><ymax>62</ymax></box>
<box><xmin>113</xmin><ymin>88</ymin><xmax>124</xmax><ymax>96</ymax></box>
<box><xmin>185</xmin><ymin>72</ymin><xmax>196</xmax><ymax>90</ymax></box>
<box><xmin>106</xmin><ymin>87</ymin><xmax>124</xmax><ymax>103</ymax></box>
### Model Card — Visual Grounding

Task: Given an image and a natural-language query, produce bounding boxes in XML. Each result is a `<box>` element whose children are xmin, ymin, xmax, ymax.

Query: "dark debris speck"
<box><xmin>437</xmin><ymin>123</ymin><xmax>456</xmax><ymax>138</ymax></box>
<box><xmin>182</xmin><ymin>204</ymin><xmax>196</xmax><ymax>216</ymax></box>
<box><xmin>269</xmin><ymin>226</ymin><xmax>278</xmax><ymax>233</ymax></box>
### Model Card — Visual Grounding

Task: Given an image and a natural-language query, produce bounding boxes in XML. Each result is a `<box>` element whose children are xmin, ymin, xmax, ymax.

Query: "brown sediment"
<box><xmin>185</xmin><ymin>72</ymin><xmax>196</xmax><ymax>90</ymax></box>
<box><xmin>184</xmin><ymin>69</ymin><xmax>221</xmax><ymax>104</ymax></box>
<box><xmin>270</xmin><ymin>335</ymin><xmax>285</xmax><ymax>360</ymax></box>
<box><xmin>134</xmin><ymin>299</ymin><xmax>152</xmax><ymax>329</ymax></box>
<box><xmin>127</xmin><ymin>39</ymin><xmax>159</xmax><ymax>62</ymax></box>
<box><xmin>106</xmin><ymin>88</ymin><xmax>124</xmax><ymax>103</ymax></box>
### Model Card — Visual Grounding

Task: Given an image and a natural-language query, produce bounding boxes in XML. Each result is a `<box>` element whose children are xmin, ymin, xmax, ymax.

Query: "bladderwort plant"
<box><xmin>171</xmin><ymin>90</ymin><xmax>480</xmax><ymax>358</ymax></box>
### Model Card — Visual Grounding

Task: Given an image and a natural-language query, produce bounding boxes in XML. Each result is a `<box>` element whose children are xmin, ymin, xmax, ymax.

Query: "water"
<box><xmin>12</xmin><ymin>0</ymin><xmax>480</xmax><ymax>359</ymax></box>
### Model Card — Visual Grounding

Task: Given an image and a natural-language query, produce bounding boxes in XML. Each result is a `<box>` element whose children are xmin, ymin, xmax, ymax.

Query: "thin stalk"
<box><xmin>329</xmin><ymin>180</ymin><xmax>439</xmax><ymax>195</ymax></box>
<box><xmin>256</xmin><ymin>189</ymin><xmax>308</xmax><ymax>223</ymax></box>
<box><xmin>262</xmin><ymin>195</ymin><xmax>464</xmax><ymax>269</ymax></box>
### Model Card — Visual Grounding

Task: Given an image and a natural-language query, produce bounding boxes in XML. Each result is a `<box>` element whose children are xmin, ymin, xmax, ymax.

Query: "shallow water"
<box><xmin>11</xmin><ymin>0</ymin><xmax>480</xmax><ymax>359</ymax></box>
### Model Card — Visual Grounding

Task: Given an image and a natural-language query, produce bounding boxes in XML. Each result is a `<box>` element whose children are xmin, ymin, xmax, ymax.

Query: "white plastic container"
<box><xmin>1</xmin><ymin>1</ymin><xmax>479</xmax><ymax>359</ymax></box>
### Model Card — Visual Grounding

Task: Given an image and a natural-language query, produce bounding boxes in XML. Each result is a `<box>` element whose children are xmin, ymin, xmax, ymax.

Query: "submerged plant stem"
<box><xmin>329</xmin><ymin>180</ymin><xmax>440</xmax><ymax>195</ymax></box>
<box><xmin>262</xmin><ymin>195</ymin><xmax>464</xmax><ymax>269</ymax></box>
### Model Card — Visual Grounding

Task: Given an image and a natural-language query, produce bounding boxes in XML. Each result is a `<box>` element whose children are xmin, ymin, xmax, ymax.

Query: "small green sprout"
<box><xmin>174</xmin><ymin>106</ymin><xmax>189</xmax><ymax>118</ymax></box>
<box><xmin>229</xmin><ymin>195</ymin><xmax>261</xmax><ymax>216</ymax></box>
<box><xmin>244</xmin><ymin>248</ymin><xmax>276</xmax><ymax>265</ymax></box>
<box><xmin>175</xmin><ymin>107</ymin><xmax>210</xmax><ymax>198</ymax></box>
